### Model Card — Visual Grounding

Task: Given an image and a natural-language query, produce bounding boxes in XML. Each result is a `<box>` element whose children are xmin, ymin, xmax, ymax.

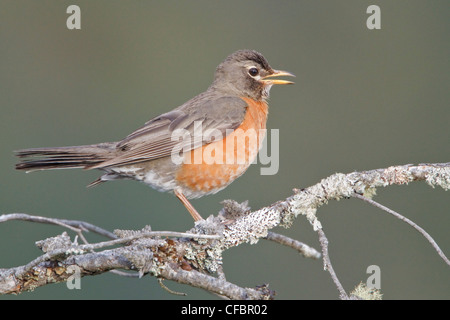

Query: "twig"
<box><xmin>352</xmin><ymin>193</ymin><xmax>450</xmax><ymax>266</ymax></box>
<box><xmin>0</xmin><ymin>213</ymin><xmax>117</xmax><ymax>239</ymax></box>
<box><xmin>265</xmin><ymin>231</ymin><xmax>321</xmax><ymax>259</ymax></box>
<box><xmin>316</xmin><ymin>228</ymin><xmax>348</xmax><ymax>300</ymax></box>
<box><xmin>0</xmin><ymin>213</ymin><xmax>92</xmax><ymax>245</ymax></box>
<box><xmin>0</xmin><ymin>213</ymin><xmax>221</xmax><ymax>246</ymax></box>
<box><xmin>2</xmin><ymin>218</ymin><xmax>221</xmax><ymax>278</ymax></box>
<box><xmin>0</xmin><ymin>214</ymin><xmax>147</xmax><ymax>278</ymax></box>
<box><xmin>158</xmin><ymin>278</ymin><xmax>187</xmax><ymax>296</ymax></box>
<box><xmin>159</xmin><ymin>265</ymin><xmax>272</xmax><ymax>300</ymax></box>
<box><xmin>109</xmin><ymin>270</ymin><xmax>140</xmax><ymax>278</ymax></box>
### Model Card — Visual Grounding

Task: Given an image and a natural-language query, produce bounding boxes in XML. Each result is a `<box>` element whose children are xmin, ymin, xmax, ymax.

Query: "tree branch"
<box><xmin>0</xmin><ymin>163</ymin><xmax>448</xmax><ymax>298</ymax></box>
<box><xmin>351</xmin><ymin>193</ymin><xmax>449</xmax><ymax>266</ymax></box>
<box><xmin>0</xmin><ymin>213</ymin><xmax>117</xmax><ymax>240</ymax></box>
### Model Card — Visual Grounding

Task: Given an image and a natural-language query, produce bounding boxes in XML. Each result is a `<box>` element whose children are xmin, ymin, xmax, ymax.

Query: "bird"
<box><xmin>15</xmin><ymin>49</ymin><xmax>294</xmax><ymax>222</ymax></box>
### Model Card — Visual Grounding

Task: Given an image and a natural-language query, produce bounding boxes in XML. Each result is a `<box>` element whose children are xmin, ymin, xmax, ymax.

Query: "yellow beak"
<box><xmin>261</xmin><ymin>70</ymin><xmax>295</xmax><ymax>85</ymax></box>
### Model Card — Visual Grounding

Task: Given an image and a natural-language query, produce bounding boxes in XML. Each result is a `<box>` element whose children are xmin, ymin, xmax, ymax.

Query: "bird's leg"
<box><xmin>174</xmin><ymin>189</ymin><xmax>204</xmax><ymax>221</ymax></box>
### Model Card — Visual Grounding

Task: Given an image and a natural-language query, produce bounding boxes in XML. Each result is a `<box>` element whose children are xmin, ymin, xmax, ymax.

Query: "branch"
<box><xmin>0</xmin><ymin>163</ymin><xmax>448</xmax><ymax>298</ymax></box>
<box><xmin>352</xmin><ymin>193</ymin><xmax>450</xmax><ymax>266</ymax></box>
<box><xmin>317</xmin><ymin>228</ymin><xmax>348</xmax><ymax>300</ymax></box>
<box><xmin>265</xmin><ymin>231</ymin><xmax>321</xmax><ymax>259</ymax></box>
<box><xmin>0</xmin><ymin>213</ymin><xmax>117</xmax><ymax>240</ymax></box>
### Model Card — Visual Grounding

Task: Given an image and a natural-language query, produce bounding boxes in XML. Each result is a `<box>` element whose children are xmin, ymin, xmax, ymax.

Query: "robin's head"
<box><xmin>211</xmin><ymin>50</ymin><xmax>294</xmax><ymax>101</ymax></box>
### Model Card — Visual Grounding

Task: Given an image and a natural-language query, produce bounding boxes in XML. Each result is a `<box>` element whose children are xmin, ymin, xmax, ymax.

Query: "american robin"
<box><xmin>15</xmin><ymin>50</ymin><xmax>294</xmax><ymax>221</ymax></box>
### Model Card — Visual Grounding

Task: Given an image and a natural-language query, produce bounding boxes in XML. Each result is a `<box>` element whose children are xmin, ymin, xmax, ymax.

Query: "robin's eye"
<box><xmin>248</xmin><ymin>68</ymin><xmax>259</xmax><ymax>77</ymax></box>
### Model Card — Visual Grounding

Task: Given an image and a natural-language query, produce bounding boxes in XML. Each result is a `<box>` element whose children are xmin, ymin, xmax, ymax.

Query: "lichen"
<box><xmin>350</xmin><ymin>282</ymin><xmax>383</xmax><ymax>300</ymax></box>
<box><xmin>35</xmin><ymin>232</ymin><xmax>72</xmax><ymax>253</ymax></box>
<box><xmin>425</xmin><ymin>166</ymin><xmax>450</xmax><ymax>190</ymax></box>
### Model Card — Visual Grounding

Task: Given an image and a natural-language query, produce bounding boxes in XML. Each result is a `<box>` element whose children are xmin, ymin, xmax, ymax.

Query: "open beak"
<box><xmin>261</xmin><ymin>69</ymin><xmax>295</xmax><ymax>85</ymax></box>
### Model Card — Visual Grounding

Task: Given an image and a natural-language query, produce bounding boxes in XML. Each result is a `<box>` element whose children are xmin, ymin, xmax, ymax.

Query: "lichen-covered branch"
<box><xmin>190</xmin><ymin>163</ymin><xmax>450</xmax><ymax>273</ymax></box>
<box><xmin>0</xmin><ymin>163</ymin><xmax>448</xmax><ymax>298</ymax></box>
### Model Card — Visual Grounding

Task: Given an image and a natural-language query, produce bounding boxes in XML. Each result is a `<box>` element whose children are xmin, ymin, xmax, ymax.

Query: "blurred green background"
<box><xmin>1</xmin><ymin>1</ymin><xmax>449</xmax><ymax>300</ymax></box>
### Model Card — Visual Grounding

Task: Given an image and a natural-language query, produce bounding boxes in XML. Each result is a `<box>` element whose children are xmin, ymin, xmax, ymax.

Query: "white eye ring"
<box><xmin>247</xmin><ymin>66</ymin><xmax>260</xmax><ymax>78</ymax></box>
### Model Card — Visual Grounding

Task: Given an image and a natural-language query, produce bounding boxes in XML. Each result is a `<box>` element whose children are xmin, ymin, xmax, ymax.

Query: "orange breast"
<box><xmin>175</xmin><ymin>97</ymin><xmax>268</xmax><ymax>195</ymax></box>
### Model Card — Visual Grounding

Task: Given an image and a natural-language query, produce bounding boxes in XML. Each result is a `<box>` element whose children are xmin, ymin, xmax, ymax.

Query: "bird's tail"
<box><xmin>15</xmin><ymin>142</ymin><xmax>116</xmax><ymax>172</ymax></box>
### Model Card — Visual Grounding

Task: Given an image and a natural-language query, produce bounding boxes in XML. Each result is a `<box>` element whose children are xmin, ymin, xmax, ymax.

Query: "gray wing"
<box><xmin>90</xmin><ymin>96</ymin><xmax>248</xmax><ymax>168</ymax></box>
